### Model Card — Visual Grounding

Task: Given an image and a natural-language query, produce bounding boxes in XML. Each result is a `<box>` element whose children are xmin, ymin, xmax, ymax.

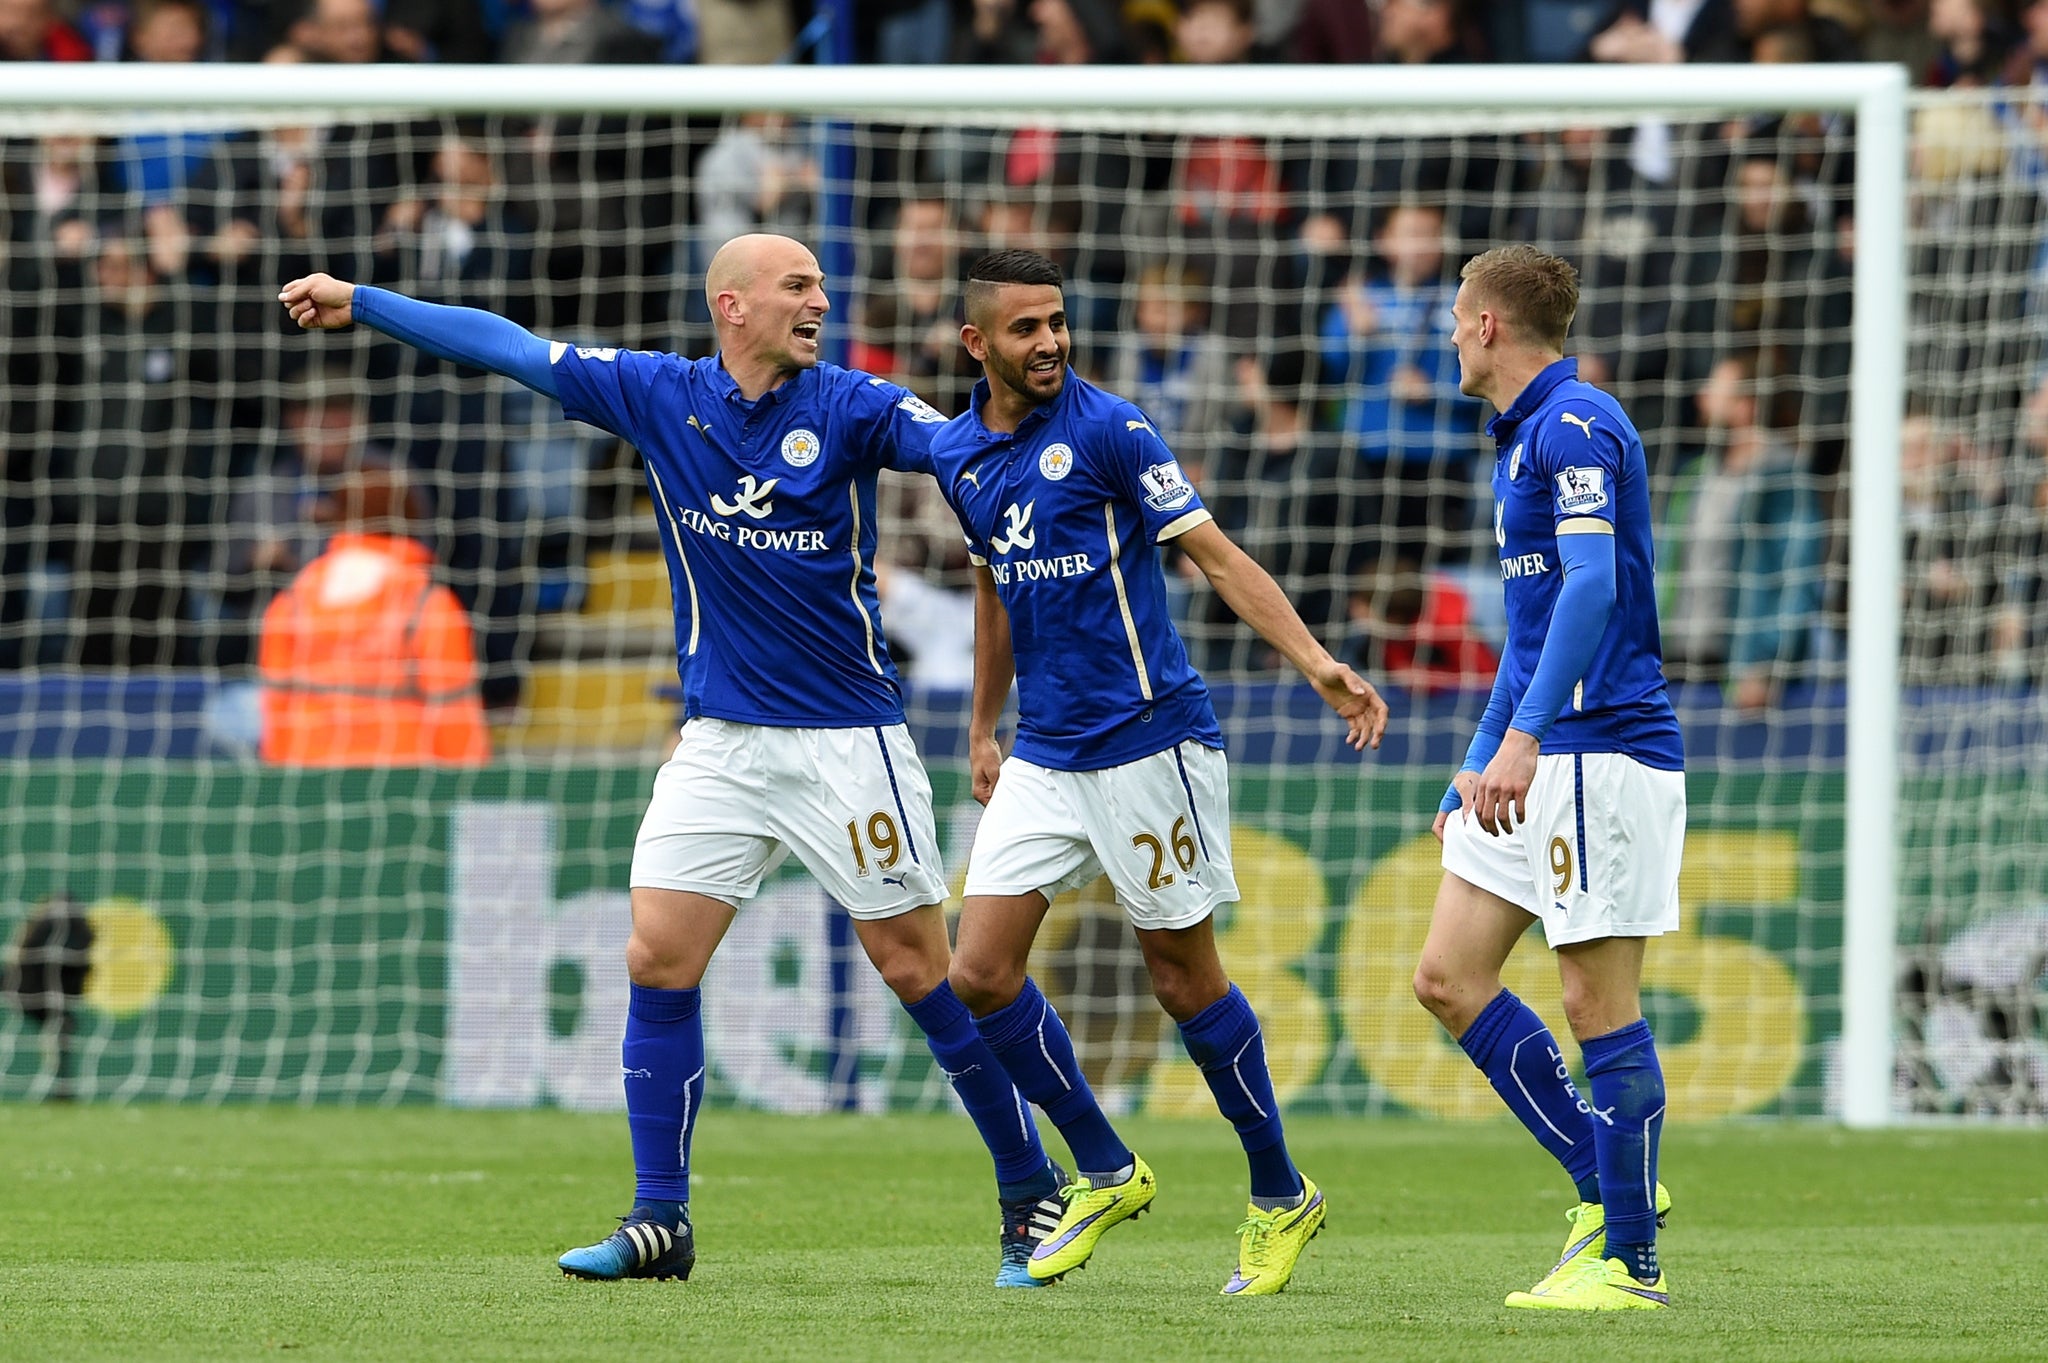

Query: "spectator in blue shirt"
<box><xmin>1107</xmin><ymin>263</ymin><xmax>1232</xmax><ymax>484</ymax></box>
<box><xmin>112</xmin><ymin>0</ymin><xmax>219</xmax><ymax>208</ymax></box>
<box><xmin>1320</xmin><ymin>200</ymin><xmax>1482</xmax><ymax>569</ymax></box>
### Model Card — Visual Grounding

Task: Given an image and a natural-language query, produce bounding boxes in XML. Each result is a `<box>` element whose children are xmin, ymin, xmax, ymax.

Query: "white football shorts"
<box><xmin>631</xmin><ymin>718</ymin><xmax>948</xmax><ymax>919</ymax></box>
<box><xmin>963</xmin><ymin>742</ymin><xmax>1238</xmax><ymax>931</ymax></box>
<box><xmin>1440</xmin><ymin>750</ymin><xmax>1684</xmax><ymax>948</ymax></box>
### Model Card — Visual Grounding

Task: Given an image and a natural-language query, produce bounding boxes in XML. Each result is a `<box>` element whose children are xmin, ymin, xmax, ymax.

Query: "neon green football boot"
<box><xmin>1221</xmin><ymin>1175</ymin><xmax>1326</xmax><ymax>1296</ymax></box>
<box><xmin>1025</xmin><ymin>1153</ymin><xmax>1157</xmax><ymax>1282</ymax></box>
<box><xmin>1535</xmin><ymin>1180</ymin><xmax>1672</xmax><ymax>1290</ymax></box>
<box><xmin>1506</xmin><ymin>1256</ymin><xmax>1670</xmax><ymax>1311</ymax></box>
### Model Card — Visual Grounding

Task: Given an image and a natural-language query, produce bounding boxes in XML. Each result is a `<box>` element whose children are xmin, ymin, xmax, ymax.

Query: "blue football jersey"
<box><xmin>550</xmin><ymin>347</ymin><xmax>946</xmax><ymax>727</ymax></box>
<box><xmin>1489</xmin><ymin>358</ymin><xmax>1684</xmax><ymax>769</ymax></box>
<box><xmin>927</xmin><ymin>370</ymin><xmax>1224</xmax><ymax>772</ymax></box>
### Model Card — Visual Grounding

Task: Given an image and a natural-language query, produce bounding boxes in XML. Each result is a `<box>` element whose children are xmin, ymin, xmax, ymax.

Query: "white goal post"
<box><xmin>2</xmin><ymin>61</ymin><xmax>1910</xmax><ymax>1125</ymax></box>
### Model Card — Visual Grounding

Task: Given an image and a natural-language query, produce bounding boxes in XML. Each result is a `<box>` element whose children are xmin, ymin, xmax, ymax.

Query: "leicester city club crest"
<box><xmin>781</xmin><ymin>428</ymin><xmax>821</xmax><ymax>468</ymax></box>
<box><xmin>1038</xmin><ymin>443</ymin><xmax>1075</xmax><ymax>481</ymax></box>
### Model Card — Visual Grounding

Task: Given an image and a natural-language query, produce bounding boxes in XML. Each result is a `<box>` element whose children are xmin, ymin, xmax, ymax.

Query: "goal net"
<box><xmin>4</xmin><ymin>63</ymin><xmax>2018</xmax><ymax>1126</ymax></box>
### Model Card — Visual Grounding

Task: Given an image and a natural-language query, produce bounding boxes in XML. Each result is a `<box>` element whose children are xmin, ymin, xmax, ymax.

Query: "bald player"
<box><xmin>281</xmin><ymin>237</ymin><xmax>1070</xmax><ymax>1288</ymax></box>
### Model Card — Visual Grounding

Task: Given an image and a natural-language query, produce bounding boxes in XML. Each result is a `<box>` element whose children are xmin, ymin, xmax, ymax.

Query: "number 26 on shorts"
<box><xmin>1132</xmin><ymin>817</ymin><xmax>1197</xmax><ymax>890</ymax></box>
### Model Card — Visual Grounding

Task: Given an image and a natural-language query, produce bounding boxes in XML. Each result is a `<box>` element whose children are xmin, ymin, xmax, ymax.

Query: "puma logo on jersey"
<box><xmin>1126</xmin><ymin>418</ymin><xmax>1155</xmax><ymax>435</ymax></box>
<box><xmin>958</xmin><ymin>466</ymin><xmax>982</xmax><ymax>490</ymax></box>
<box><xmin>989</xmin><ymin>500</ymin><xmax>1036</xmax><ymax>554</ymax></box>
<box><xmin>686</xmin><ymin>415</ymin><xmax>708</xmax><ymax>437</ymax></box>
<box><xmin>710</xmin><ymin>474</ymin><xmax>778</xmax><ymax>520</ymax></box>
<box><xmin>1560</xmin><ymin>412</ymin><xmax>1597</xmax><ymax>438</ymax></box>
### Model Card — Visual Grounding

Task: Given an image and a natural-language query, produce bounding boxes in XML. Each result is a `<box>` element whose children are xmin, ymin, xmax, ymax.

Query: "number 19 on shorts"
<box><xmin>846</xmin><ymin>811</ymin><xmax>902</xmax><ymax>877</ymax></box>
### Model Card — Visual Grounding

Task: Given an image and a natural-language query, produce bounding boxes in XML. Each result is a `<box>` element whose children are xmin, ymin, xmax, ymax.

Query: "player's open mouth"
<box><xmin>1028</xmin><ymin>358</ymin><xmax>1059</xmax><ymax>376</ymax></box>
<box><xmin>793</xmin><ymin>321</ymin><xmax>821</xmax><ymax>342</ymax></box>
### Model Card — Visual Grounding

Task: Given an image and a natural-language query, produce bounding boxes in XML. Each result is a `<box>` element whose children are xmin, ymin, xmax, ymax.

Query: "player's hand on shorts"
<box><xmin>278</xmin><ymin>273</ymin><xmax>357</xmax><ymax>330</ymax></box>
<box><xmin>1472</xmin><ymin>730</ymin><xmax>1540</xmax><ymax>836</ymax></box>
<box><xmin>1309</xmin><ymin>660</ymin><xmax>1388</xmax><ymax>751</ymax></box>
<box><xmin>1433</xmin><ymin>771</ymin><xmax>1479</xmax><ymax>843</ymax></box>
<box><xmin>970</xmin><ymin>732</ymin><xmax>1003</xmax><ymax>805</ymax></box>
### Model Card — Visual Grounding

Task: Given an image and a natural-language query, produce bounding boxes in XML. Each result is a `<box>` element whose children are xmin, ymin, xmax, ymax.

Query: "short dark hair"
<box><xmin>967</xmin><ymin>249</ymin><xmax>1064</xmax><ymax>290</ymax></box>
<box><xmin>964</xmin><ymin>249</ymin><xmax>1064</xmax><ymax>327</ymax></box>
<box><xmin>1458</xmin><ymin>244</ymin><xmax>1578</xmax><ymax>350</ymax></box>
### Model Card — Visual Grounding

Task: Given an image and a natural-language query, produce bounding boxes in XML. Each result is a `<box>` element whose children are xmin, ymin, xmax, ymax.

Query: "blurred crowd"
<box><xmin>5</xmin><ymin>0</ymin><xmax>2048</xmax><ymax>718</ymax></box>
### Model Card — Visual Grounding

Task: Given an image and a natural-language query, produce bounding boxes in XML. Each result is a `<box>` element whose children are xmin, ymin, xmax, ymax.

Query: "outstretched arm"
<box><xmin>279</xmin><ymin>273</ymin><xmax>559</xmax><ymax>399</ymax></box>
<box><xmin>1173</xmin><ymin>519</ymin><xmax>1388</xmax><ymax>751</ymax></box>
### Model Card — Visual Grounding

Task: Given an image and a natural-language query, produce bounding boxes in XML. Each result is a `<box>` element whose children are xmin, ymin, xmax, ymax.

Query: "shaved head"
<box><xmin>704</xmin><ymin>233</ymin><xmax>816</xmax><ymax>314</ymax></box>
<box><xmin>703</xmin><ymin>233</ymin><xmax>831</xmax><ymax>398</ymax></box>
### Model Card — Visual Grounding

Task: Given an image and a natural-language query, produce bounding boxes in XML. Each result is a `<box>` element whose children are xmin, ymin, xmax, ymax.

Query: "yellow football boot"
<box><xmin>1025</xmin><ymin>1153</ymin><xmax>1157</xmax><ymax>1282</ymax></box>
<box><xmin>1221</xmin><ymin>1176</ymin><xmax>1326</xmax><ymax>1296</ymax></box>
<box><xmin>1535</xmin><ymin>1180</ymin><xmax>1672</xmax><ymax>1289</ymax></box>
<box><xmin>1506</xmin><ymin>1256</ymin><xmax>1670</xmax><ymax>1311</ymax></box>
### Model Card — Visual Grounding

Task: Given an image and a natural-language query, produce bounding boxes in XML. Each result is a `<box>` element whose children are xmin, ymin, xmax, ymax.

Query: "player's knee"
<box><xmin>1411</xmin><ymin>960</ymin><xmax>1464</xmax><ymax>1023</ymax></box>
<box><xmin>947</xmin><ymin>957</ymin><xmax>1019</xmax><ymax>1016</ymax></box>
<box><xmin>625</xmin><ymin>931</ymin><xmax>686</xmax><ymax>988</ymax></box>
<box><xmin>1559</xmin><ymin>977</ymin><xmax>1622</xmax><ymax>1042</ymax></box>
<box><xmin>876</xmin><ymin>951</ymin><xmax>946</xmax><ymax>1004</ymax></box>
<box><xmin>1142</xmin><ymin>938</ymin><xmax>1229</xmax><ymax>1021</ymax></box>
<box><xmin>1148</xmin><ymin>964</ymin><xmax>1224</xmax><ymax>1022</ymax></box>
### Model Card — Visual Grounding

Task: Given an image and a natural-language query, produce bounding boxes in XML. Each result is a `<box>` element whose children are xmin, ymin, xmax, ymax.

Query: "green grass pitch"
<box><xmin>2</xmin><ymin>1106</ymin><xmax>2044</xmax><ymax>1363</ymax></box>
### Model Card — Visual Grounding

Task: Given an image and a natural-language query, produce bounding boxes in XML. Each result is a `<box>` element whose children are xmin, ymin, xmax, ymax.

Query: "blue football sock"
<box><xmin>635</xmin><ymin>1199</ymin><xmax>686</xmax><ymax>1231</ymax></box>
<box><xmin>972</xmin><ymin>978</ymin><xmax>1132</xmax><ymax>1176</ymax></box>
<box><xmin>1177</xmin><ymin>985</ymin><xmax>1301</xmax><ymax>1203</ymax></box>
<box><xmin>904</xmin><ymin>980</ymin><xmax>1050</xmax><ymax>1187</ymax></box>
<box><xmin>1581</xmin><ymin>1018</ymin><xmax>1665</xmax><ymax>1282</ymax></box>
<box><xmin>1459</xmin><ymin>989</ymin><xmax>1601</xmax><ymax>1204</ymax></box>
<box><xmin>623</xmin><ymin>983</ymin><xmax>706</xmax><ymax>1206</ymax></box>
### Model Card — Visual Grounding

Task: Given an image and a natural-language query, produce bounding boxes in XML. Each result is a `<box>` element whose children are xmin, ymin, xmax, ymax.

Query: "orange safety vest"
<box><xmin>259</xmin><ymin>533</ymin><xmax>492</xmax><ymax>767</ymax></box>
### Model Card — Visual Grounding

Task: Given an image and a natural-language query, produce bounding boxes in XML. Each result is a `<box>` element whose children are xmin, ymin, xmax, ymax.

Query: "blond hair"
<box><xmin>1459</xmin><ymin>245</ymin><xmax>1579</xmax><ymax>351</ymax></box>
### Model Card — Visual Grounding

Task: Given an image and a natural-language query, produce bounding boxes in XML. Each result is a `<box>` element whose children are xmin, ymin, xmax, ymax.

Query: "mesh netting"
<box><xmin>0</xmin><ymin>86</ymin><xmax>2036</xmax><ymax>1118</ymax></box>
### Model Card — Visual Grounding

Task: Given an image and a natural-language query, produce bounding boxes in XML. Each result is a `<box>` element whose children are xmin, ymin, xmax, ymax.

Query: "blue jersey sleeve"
<box><xmin>548</xmin><ymin>345</ymin><xmax>681</xmax><ymax>448</ymax></box>
<box><xmin>1511</xmin><ymin>531</ymin><xmax>1618</xmax><ymax>741</ymax></box>
<box><xmin>1103</xmin><ymin>407</ymin><xmax>1210</xmax><ymax>543</ymax></box>
<box><xmin>1535</xmin><ymin>400</ymin><xmax>1626</xmax><ymax>532</ymax></box>
<box><xmin>353</xmin><ymin>286</ymin><xmax>557</xmax><ymax>397</ymax></box>
<box><xmin>848</xmin><ymin>373</ymin><xmax>948</xmax><ymax>476</ymax></box>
